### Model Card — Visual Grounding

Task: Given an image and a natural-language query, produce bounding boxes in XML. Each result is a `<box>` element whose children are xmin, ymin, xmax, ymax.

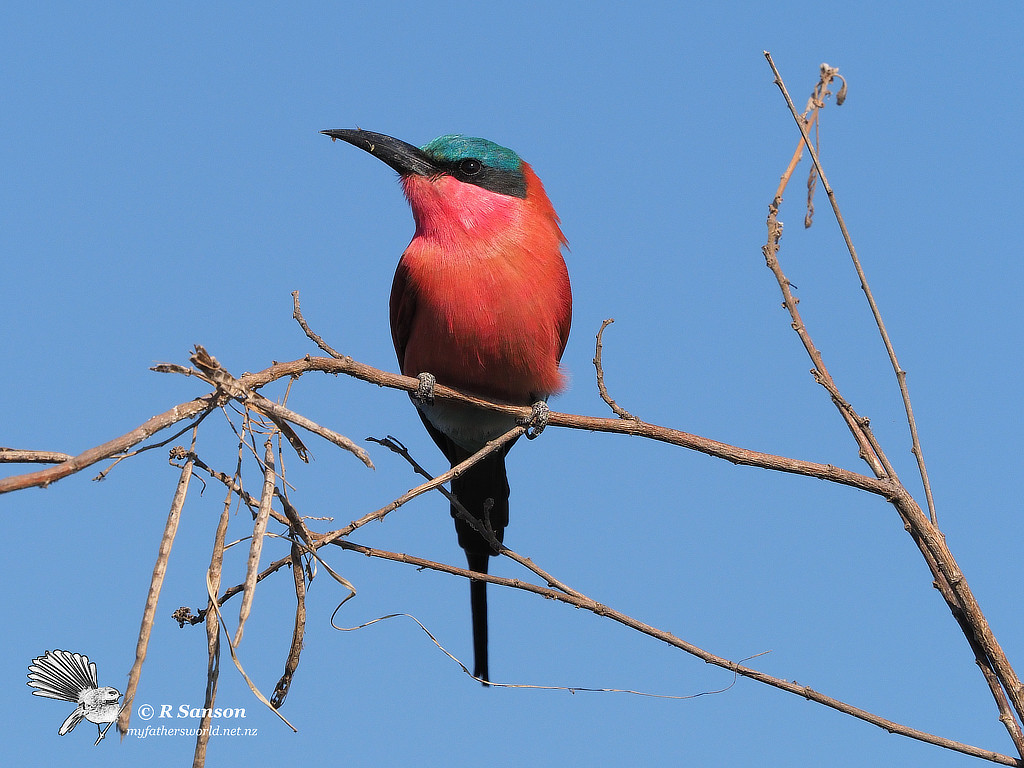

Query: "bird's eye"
<box><xmin>458</xmin><ymin>158</ymin><xmax>483</xmax><ymax>175</ymax></box>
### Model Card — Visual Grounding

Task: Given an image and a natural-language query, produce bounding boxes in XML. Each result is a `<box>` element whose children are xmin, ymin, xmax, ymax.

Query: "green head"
<box><xmin>322</xmin><ymin>129</ymin><xmax>528</xmax><ymax>198</ymax></box>
<box><xmin>420</xmin><ymin>135</ymin><xmax>522</xmax><ymax>172</ymax></box>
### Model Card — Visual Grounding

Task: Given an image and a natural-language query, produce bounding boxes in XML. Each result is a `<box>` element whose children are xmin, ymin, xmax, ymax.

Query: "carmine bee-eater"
<box><xmin>322</xmin><ymin>128</ymin><xmax>572</xmax><ymax>683</ymax></box>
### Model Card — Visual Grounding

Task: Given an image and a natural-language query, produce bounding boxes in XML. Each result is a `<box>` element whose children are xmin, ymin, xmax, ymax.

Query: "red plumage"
<box><xmin>390</xmin><ymin>161</ymin><xmax>571</xmax><ymax>683</ymax></box>
<box><xmin>323</xmin><ymin>127</ymin><xmax>571</xmax><ymax>684</ymax></box>
<box><xmin>391</xmin><ymin>164</ymin><xmax>571</xmax><ymax>405</ymax></box>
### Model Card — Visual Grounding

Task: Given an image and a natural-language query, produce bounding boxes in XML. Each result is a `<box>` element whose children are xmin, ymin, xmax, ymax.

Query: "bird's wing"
<box><xmin>58</xmin><ymin>705</ymin><xmax>86</xmax><ymax>736</ymax></box>
<box><xmin>27</xmin><ymin>649</ymin><xmax>98</xmax><ymax>702</ymax></box>
<box><xmin>550</xmin><ymin>253</ymin><xmax>572</xmax><ymax>364</ymax></box>
<box><xmin>556</xmin><ymin>284</ymin><xmax>572</xmax><ymax>362</ymax></box>
<box><xmin>389</xmin><ymin>257</ymin><xmax>417</xmax><ymax>369</ymax></box>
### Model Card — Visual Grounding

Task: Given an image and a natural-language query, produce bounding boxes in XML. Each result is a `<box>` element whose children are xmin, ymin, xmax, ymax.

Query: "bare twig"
<box><xmin>331</xmin><ymin>538</ymin><xmax>1019</xmax><ymax>766</ymax></box>
<box><xmin>94</xmin><ymin>408</ymin><xmax>218</xmax><ymax>482</ymax></box>
<box><xmin>192</xmin><ymin>479</ymin><xmax>232</xmax><ymax>768</ymax></box>
<box><xmin>119</xmin><ymin>444</ymin><xmax>194</xmax><ymax>734</ymax></box>
<box><xmin>763</xmin><ymin>52</ymin><xmax>1024</xmax><ymax>755</ymax></box>
<box><xmin>293</xmin><ymin>290</ymin><xmax>345</xmax><ymax>359</ymax></box>
<box><xmin>593</xmin><ymin>319</ymin><xmax>636</xmax><ymax>420</ymax></box>
<box><xmin>370</xmin><ymin>435</ymin><xmax>586</xmax><ymax>599</ymax></box>
<box><xmin>0</xmin><ymin>399</ymin><xmax>215</xmax><ymax>493</ymax></box>
<box><xmin>271</xmin><ymin>468</ymin><xmax>311</xmax><ymax>709</ymax></box>
<box><xmin>188</xmin><ymin>345</ymin><xmax>373</xmax><ymax>469</ymax></box>
<box><xmin>763</xmin><ymin>103</ymin><xmax>886</xmax><ymax>476</ymax></box>
<box><xmin>317</xmin><ymin>426</ymin><xmax>526</xmax><ymax>548</ymax></box>
<box><xmin>0</xmin><ymin>448</ymin><xmax>73</xmax><ymax>464</ymax></box>
<box><xmin>203</xmin><ymin>570</ymin><xmax>297</xmax><ymax>732</ymax></box>
<box><xmin>235</xmin><ymin>439</ymin><xmax>276</xmax><ymax>647</ymax></box>
<box><xmin>889</xmin><ymin>483</ymin><xmax>1024</xmax><ymax>738</ymax></box>
<box><xmin>1</xmin><ymin>352</ymin><xmax>896</xmax><ymax>498</ymax></box>
<box><xmin>764</xmin><ymin>52</ymin><xmax>938</xmax><ymax>527</ymax></box>
<box><xmin>271</xmin><ymin>536</ymin><xmax>306</xmax><ymax>709</ymax></box>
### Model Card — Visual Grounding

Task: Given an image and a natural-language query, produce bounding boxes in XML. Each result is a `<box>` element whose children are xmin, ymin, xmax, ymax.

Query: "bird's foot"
<box><xmin>414</xmin><ymin>372</ymin><xmax>436</xmax><ymax>405</ymax></box>
<box><xmin>520</xmin><ymin>400</ymin><xmax>550</xmax><ymax>440</ymax></box>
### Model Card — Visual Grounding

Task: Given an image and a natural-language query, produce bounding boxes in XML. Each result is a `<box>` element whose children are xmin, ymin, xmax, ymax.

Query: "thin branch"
<box><xmin>763</xmin><ymin>141</ymin><xmax>886</xmax><ymax>475</ymax></box>
<box><xmin>192</xmin><ymin>476</ymin><xmax>232</xmax><ymax>768</ymax></box>
<box><xmin>217</xmin><ymin>554</ymin><xmax>293</xmax><ymax>606</ymax></box>
<box><xmin>890</xmin><ymin>484</ymin><xmax>1024</xmax><ymax>733</ymax></box>
<box><xmin>764</xmin><ymin>51</ymin><xmax>938</xmax><ymax>526</ymax></box>
<box><xmin>93</xmin><ymin>407</ymin><xmax>218</xmax><ymax>482</ymax></box>
<box><xmin>763</xmin><ymin>52</ymin><xmax>1024</xmax><ymax>753</ymax></box>
<box><xmin>592</xmin><ymin>319</ymin><xmax>637</xmax><ymax>420</ymax></box>
<box><xmin>0</xmin><ymin>399</ymin><xmax>215</xmax><ymax>493</ymax></box>
<box><xmin>0</xmin><ymin>352</ymin><xmax>895</xmax><ymax>498</ymax></box>
<box><xmin>235</xmin><ymin>439</ymin><xmax>276</xmax><ymax>647</ymax></box>
<box><xmin>271</xmin><ymin>465</ymin><xmax>311</xmax><ymax>709</ymax></box>
<box><xmin>292</xmin><ymin>290</ymin><xmax>345</xmax><ymax>359</ymax></box>
<box><xmin>119</xmin><ymin>445</ymin><xmax>194</xmax><ymax>734</ymax></box>
<box><xmin>188</xmin><ymin>345</ymin><xmax>373</xmax><ymax>469</ymax></box>
<box><xmin>370</xmin><ymin>435</ymin><xmax>587</xmax><ymax>600</ymax></box>
<box><xmin>316</xmin><ymin>426</ymin><xmax>526</xmax><ymax>548</ymax></box>
<box><xmin>331</xmin><ymin>538</ymin><xmax>1019</xmax><ymax>767</ymax></box>
<box><xmin>762</xmin><ymin>63</ymin><xmax>905</xmax><ymax>493</ymax></box>
<box><xmin>265</xmin><ymin>356</ymin><xmax>892</xmax><ymax>494</ymax></box>
<box><xmin>0</xmin><ymin>448</ymin><xmax>73</xmax><ymax>464</ymax></box>
<box><xmin>271</xmin><ymin>535</ymin><xmax>306</xmax><ymax>709</ymax></box>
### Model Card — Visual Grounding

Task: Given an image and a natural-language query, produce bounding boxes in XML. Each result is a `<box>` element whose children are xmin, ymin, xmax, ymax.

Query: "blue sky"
<box><xmin>3</xmin><ymin>1</ymin><xmax>1023</xmax><ymax>766</ymax></box>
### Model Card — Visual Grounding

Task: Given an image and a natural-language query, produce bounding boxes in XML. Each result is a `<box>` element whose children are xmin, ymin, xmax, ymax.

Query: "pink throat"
<box><xmin>402</xmin><ymin>174</ymin><xmax>521</xmax><ymax>251</ymax></box>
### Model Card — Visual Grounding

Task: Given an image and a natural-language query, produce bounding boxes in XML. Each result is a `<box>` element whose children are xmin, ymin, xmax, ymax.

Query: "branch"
<box><xmin>292</xmin><ymin>290</ymin><xmax>345</xmax><ymax>359</ymax></box>
<box><xmin>762</xmin><ymin>52</ymin><xmax>1024</xmax><ymax>756</ymax></box>
<box><xmin>764</xmin><ymin>51</ymin><xmax>937</xmax><ymax>526</ymax></box>
<box><xmin>188</xmin><ymin>345</ymin><xmax>373</xmax><ymax>468</ymax></box>
<box><xmin>0</xmin><ymin>398</ymin><xmax>215</xmax><ymax>493</ymax></box>
<box><xmin>316</xmin><ymin>426</ymin><xmax>525</xmax><ymax>547</ymax></box>
<box><xmin>234</xmin><ymin>439</ymin><xmax>276</xmax><ymax>647</ymax></box>
<box><xmin>0</xmin><ymin>448</ymin><xmax>73</xmax><ymax>464</ymax></box>
<box><xmin>119</xmin><ymin>445</ymin><xmax>193</xmax><ymax>734</ymax></box>
<box><xmin>369</xmin><ymin>435</ymin><xmax>587</xmax><ymax>600</ymax></box>
<box><xmin>592</xmin><ymin>319</ymin><xmax>636</xmax><ymax>420</ymax></box>
<box><xmin>125</xmin><ymin>333</ymin><xmax>1016</xmax><ymax>762</ymax></box>
<box><xmin>199</xmin><ymin>436</ymin><xmax>1012</xmax><ymax>765</ymax></box>
<box><xmin>279</xmin><ymin>356</ymin><xmax>895</xmax><ymax>494</ymax></box>
<box><xmin>1</xmin><ymin>353</ymin><xmax>892</xmax><ymax>498</ymax></box>
<box><xmin>331</xmin><ymin>538</ymin><xmax>1019</xmax><ymax>766</ymax></box>
<box><xmin>191</xmin><ymin>467</ymin><xmax>232</xmax><ymax>767</ymax></box>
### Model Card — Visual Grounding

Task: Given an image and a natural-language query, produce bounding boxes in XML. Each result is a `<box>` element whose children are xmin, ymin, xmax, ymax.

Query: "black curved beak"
<box><xmin>321</xmin><ymin>129</ymin><xmax>439</xmax><ymax>177</ymax></box>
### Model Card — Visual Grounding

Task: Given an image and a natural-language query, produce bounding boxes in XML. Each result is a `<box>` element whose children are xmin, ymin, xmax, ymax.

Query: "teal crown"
<box><xmin>421</xmin><ymin>135</ymin><xmax>522</xmax><ymax>172</ymax></box>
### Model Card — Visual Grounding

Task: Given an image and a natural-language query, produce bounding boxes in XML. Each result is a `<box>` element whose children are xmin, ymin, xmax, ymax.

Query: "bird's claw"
<box><xmin>415</xmin><ymin>372</ymin><xmax>436</xmax><ymax>404</ymax></box>
<box><xmin>521</xmin><ymin>400</ymin><xmax>550</xmax><ymax>440</ymax></box>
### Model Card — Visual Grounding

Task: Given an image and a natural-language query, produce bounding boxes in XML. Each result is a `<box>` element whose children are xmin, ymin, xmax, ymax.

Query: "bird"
<box><xmin>27</xmin><ymin>649</ymin><xmax>122</xmax><ymax>738</ymax></box>
<box><xmin>322</xmin><ymin>128</ymin><xmax>572</xmax><ymax>683</ymax></box>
